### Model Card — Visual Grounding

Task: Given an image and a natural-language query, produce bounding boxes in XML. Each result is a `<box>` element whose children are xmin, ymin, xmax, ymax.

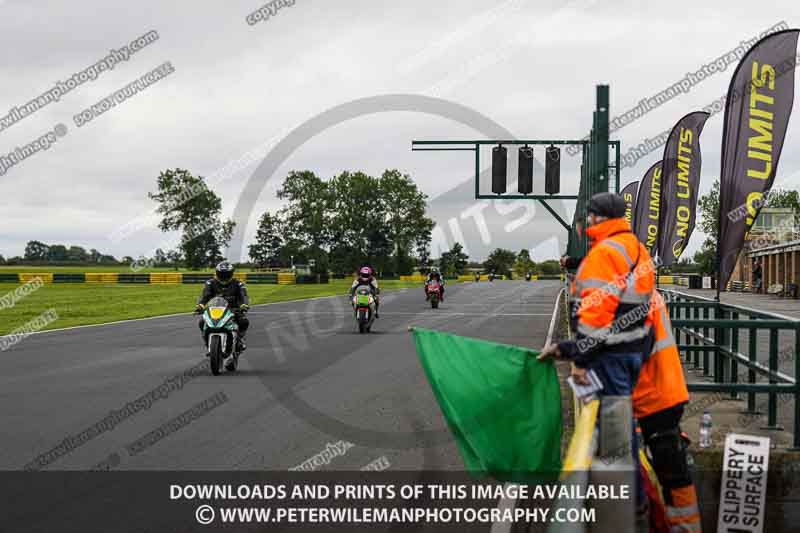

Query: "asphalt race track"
<box><xmin>1</xmin><ymin>280</ymin><xmax>561</xmax><ymax>473</ymax></box>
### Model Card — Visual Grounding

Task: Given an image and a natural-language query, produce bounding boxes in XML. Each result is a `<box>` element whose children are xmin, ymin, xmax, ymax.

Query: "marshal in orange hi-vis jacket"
<box><xmin>635</xmin><ymin>291</ymin><xmax>700</xmax><ymax>533</ymax></box>
<box><xmin>560</xmin><ymin>215</ymin><xmax>656</xmax><ymax>367</ymax></box>
<box><xmin>634</xmin><ymin>291</ymin><xmax>689</xmax><ymax>419</ymax></box>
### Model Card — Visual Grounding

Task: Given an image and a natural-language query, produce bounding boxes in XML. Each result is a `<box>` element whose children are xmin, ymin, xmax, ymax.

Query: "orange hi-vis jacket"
<box><xmin>633</xmin><ymin>291</ymin><xmax>690</xmax><ymax>419</ymax></box>
<box><xmin>560</xmin><ymin>217</ymin><xmax>656</xmax><ymax>367</ymax></box>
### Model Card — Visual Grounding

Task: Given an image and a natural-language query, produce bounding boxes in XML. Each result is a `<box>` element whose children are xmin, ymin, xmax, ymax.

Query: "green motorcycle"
<box><xmin>199</xmin><ymin>296</ymin><xmax>241</xmax><ymax>375</ymax></box>
<box><xmin>352</xmin><ymin>286</ymin><xmax>376</xmax><ymax>334</ymax></box>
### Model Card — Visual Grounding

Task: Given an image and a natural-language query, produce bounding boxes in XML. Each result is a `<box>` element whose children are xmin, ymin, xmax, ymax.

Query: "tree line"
<box><xmin>691</xmin><ymin>182</ymin><xmax>800</xmax><ymax>275</ymax></box>
<box><xmin>436</xmin><ymin>242</ymin><xmax>561</xmax><ymax>278</ymax></box>
<box><xmin>247</xmin><ymin>169</ymin><xmax>435</xmax><ymax>275</ymax></box>
<box><xmin>3</xmin><ymin>241</ymin><xmax>122</xmax><ymax>266</ymax></box>
<box><xmin>2</xmin><ymin>167</ymin><xmax>567</xmax><ymax>275</ymax></box>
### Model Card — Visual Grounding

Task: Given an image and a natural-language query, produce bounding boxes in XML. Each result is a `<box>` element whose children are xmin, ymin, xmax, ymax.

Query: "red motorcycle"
<box><xmin>426</xmin><ymin>281</ymin><xmax>442</xmax><ymax>309</ymax></box>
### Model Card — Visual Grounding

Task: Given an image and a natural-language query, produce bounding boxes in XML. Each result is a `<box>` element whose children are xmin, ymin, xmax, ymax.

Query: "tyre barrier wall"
<box><xmin>0</xmin><ymin>272</ymin><xmax>319</xmax><ymax>285</ymax></box>
<box><xmin>657</xmin><ymin>275</ymin><xmax>689</xmax><ymax>287</ymax></box>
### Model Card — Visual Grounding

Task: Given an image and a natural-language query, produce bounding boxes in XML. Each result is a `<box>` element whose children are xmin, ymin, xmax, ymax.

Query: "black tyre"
<box><xmin>431</xmin><ymin>299</ymin><xmax>439</xmax><ymax>309</ymax></box>
<box><xmin>209</xmin><ymin>336</ymin><xmax>222</xmax><ymax>375</ymax></box>
<box><xmin>359</xmin><ymin>321</ymin><xmax>366</xmax><ymax>334</ymax></box>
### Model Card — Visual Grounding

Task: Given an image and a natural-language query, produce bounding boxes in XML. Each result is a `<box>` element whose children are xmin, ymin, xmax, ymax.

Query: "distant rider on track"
<box><xmin>425</xmin><ymin>267</ymin><xmax>445</xmax><ymax>302</ymax></box>
<box><xmin>195</xmin><ymin>261</ymin><xmax>250</xmax><ymax>351</ymax></box>
<box><xmin>350</xmin><ymin>266</ymin><xmax>380</xmax><ymax>318</ymax></box>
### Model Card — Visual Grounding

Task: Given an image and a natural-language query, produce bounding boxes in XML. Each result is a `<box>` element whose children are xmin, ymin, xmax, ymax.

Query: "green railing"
<box><xmin>662</xmin><ymin>289</ymin><xmax>800</xmax><ymax>449</ymax></box>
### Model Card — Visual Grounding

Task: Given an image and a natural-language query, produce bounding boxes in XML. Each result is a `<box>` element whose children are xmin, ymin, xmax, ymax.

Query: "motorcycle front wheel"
<box><xmin>209</xmin><ymin>336</ymin><xmax>222</xmax><ymax>375</ymax></box>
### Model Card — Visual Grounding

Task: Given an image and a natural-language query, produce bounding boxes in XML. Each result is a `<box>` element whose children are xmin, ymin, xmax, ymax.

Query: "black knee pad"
<box><xmin>237</xmin><ymin>316</ymin><xmax>250</xmax><ymax>333</ymax></box>
<box><xmin>198</xmin><ymin>319</ymin><xmax>204</xmax><ymax>332</ymax></box>
<box><xmin>646</xmin><ymin>430</ymin><xmax>692</xmax><ymax>491</ymax></box>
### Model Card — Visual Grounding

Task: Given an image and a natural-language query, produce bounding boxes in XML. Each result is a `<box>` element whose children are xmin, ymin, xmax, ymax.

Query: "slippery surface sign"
<box><xmin>717</xmin><ymin>433</ymin><xmax>770</xmax><ymax>533</ymax></box>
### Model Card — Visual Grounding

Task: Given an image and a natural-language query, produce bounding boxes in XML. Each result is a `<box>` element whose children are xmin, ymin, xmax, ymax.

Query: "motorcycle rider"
<box><xmin>195</xmin><ymin>261</ymin><xmax>250</xmax><ymax>351</ymax></box>
<box><xmin>350</xmin><ymin>266</ymin><xmax>380</xmax><ymax>318</ymax></box>
<box><xmin>425</xmin><ymin>267</ymin><xmax>445</xmax><ymax>301</ymax></box>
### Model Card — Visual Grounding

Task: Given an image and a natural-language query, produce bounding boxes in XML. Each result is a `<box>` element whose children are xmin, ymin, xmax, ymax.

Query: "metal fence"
<box><xmin>662</xmin><ymin>289</ymin><xmax>800</xmax><ymax>449</ymax></box>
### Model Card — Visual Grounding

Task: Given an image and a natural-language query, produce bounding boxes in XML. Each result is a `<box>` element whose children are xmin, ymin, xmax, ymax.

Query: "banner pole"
<box><xmin>715</xmin><ymin>204</ymin><xmax>722</xmax><ymax>302</ymax></box>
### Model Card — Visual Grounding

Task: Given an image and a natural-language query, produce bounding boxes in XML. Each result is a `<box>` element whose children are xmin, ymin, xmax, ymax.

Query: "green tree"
<box><xmin>249</xmin><ymin>212</ymin><xmax>284</xmax><ymax>268</ymax></box>
<box><xmin>697</xmin><ymin>179</ymin><xmax>720</xmax><ymax>240</ymax></box>
<box><xmin>67</xmin><ymin>246</ymin><xmax>88</xmax><ymax>262</ymax></box>
<box><xmin>154</xmin><ymin>248</ymin><xmax>167</xmax><ymax>265</ymax></box>
<box><xmin>0</xmin><ymin>254</ymin><xmax>5</xmax><ymax>265</ymax></box>
<box><xmin>766</xmin><ymin>188</ymin><xmax>800</xmax><ymax>210</ymax></box>
<box><xmin>149</xmin><ymin>168</ymin><xmax>236</xmax><ymax>270</ymax></box>
<box><xmin>47</xmin><ymin>244</ymin><xmax>68</xmax><ymax>261</ymax></box>
<box><xmin>693</xmin><ymin>237</ymin><xmax>717</xmax><ymax>275</ymax></box>
<box><xmin>514</xmin><ymin>249</ymin><xmax>536</xmax><ymax>278</ymax></box>
<box><xmin>379</xmin><ymin>169</ymin><xmax>435</xmax><ymax>274</ymax></box>
<box><xmin>538</xmin><ymin>260</ymin><xmax>561</xmax><ymax>276</ymax></box>
<box><xmin>415</xmin><ymin>230</ymin><xmax>432</xmax><ymax>275</ymax></box>
<box><xmin>269</xmin><ymin>168</ymin><xmax>435</xmax><ymax>276</ymax></box>
<box><xmin>327</xmin><ymin>171</ymin><xmax>381</xmax><ymax>273</ymax></box>
<box><xmin>439</xmin><ymin>242</ymin><xmax>469</xmax><ymax>276</ymax></box>
<box><xmin>766</xmin><ymin>188</ymin><xmax>800</xmax><ymax>229</ymax></box>
<box><xmin>24</xmin><ymin>240</ymin><xmax>49</xmax><ymax>261</ymax></box>
<box><xmin>484</xmin><ymin>248</ymin><xmax>516</xmax><ymax>278</ymax></box>
<box><xmin>278</xmin><ymin>170</ymin><xmax>332</xmax><ymax>269</ymax></box>
<box><xmin>166</xmin><ymin>249</ymin><xmax>183</xmax><ymax>266</ymax></box>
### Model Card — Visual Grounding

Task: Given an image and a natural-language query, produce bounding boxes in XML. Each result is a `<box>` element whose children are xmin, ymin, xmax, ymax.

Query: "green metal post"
<box><xmin>730</xmin><ymin>312</ymin><xmax>739</xmax><ymax>400</ymax></box>
<box><xmin>715</xmin><ymin>306</ymin><xmax>726</xmax><ymax>384</ymax></box>
<box><xmin>745</xmin><ymin>327</ymin><xmax>758</xmax><ymax>412</ymax></box>
<box><xmin>595</xmin><ymin>85</ymin><xmax>609</xmax><ymax>194</ymax></box>
<box><xmin>761</xmin><ymin>328</ymin><xmax>783</xmax><ymax>430</ymax></box>
<box><xmin>703</xmin><ymin>306</ymin><xmax>710</xmax><ymax>377</ymax></box>
<box><xmin>474</xmin><ymin>143</ymin><xmax>479</xmax><ymax>198</ymax></box>
<box><xmin>693</xmin><ymin>305</ymin><xmax>701</xmax><ymax>369</ymax></box>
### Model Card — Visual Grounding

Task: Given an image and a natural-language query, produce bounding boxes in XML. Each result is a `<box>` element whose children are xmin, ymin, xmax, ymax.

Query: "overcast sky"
<box><xmin>1</xmin><ymin>0</ymin><xmax>799</xmax><ymax>262</ymax></box>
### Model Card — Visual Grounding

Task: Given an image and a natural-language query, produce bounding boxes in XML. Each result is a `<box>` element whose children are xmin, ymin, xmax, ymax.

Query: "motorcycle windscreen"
<box><xmin>207</xmin><ymin>296</ymin><xmax>228</xmax><ymax>320</ymax></box>
<box><xmin>356</xmin><ymin>287</ymin><xmax>371</xmax><ymax>306</ymax></box>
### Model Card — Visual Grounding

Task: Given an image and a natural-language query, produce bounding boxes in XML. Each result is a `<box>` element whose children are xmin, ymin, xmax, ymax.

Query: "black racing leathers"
<box><xmin>197</xmin><ymin>278</ymin><xmax>250</xmax><ymax>336</ymax></box>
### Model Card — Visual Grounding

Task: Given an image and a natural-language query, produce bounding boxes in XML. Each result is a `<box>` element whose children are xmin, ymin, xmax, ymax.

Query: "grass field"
<box><xmin>0</xmin><ymin>266</ymin><xmax>229</xmax><ymax>273</ymax></box>
<box><xmin>0</xmin><ymin>280</ymin><xmax>434</xmax><ymax>335</ymax></box>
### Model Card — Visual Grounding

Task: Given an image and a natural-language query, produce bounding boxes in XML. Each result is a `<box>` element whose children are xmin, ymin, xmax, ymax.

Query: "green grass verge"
<box><xmin>0</xmin><ymin>280</ymin><xmax>435</xmax><ymax>335</ymax></box>
<box><xmin>0</xmin><ymin>266</ymin><xmax>233</xmax><ymax>273</ymax></box>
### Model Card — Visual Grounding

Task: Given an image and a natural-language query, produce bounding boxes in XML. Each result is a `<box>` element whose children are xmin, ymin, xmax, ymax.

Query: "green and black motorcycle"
<box><xmin>199</xmin><ymin>296</ymin><xmax>241</xmax><ymax>375</ymax></box>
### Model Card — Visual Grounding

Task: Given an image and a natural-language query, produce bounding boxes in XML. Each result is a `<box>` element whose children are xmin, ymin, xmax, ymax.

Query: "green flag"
<box><xmin>412</xmin><ymin>327</ymin><xmax>562</xmax><ymax>482</ymax></box>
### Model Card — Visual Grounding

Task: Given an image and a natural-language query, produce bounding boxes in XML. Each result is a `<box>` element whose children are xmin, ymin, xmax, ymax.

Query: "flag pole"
<box><xmin>715</xmin><ymin>203</ymin><xmax>722</xmax><ymax>302</ymax></box>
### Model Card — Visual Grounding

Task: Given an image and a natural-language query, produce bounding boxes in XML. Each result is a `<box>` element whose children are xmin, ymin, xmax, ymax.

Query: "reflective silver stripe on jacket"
<box><xmin>599</xmin><ymin>238</ymin><xmax>635</xmax><ymax>268</ymax></box>
<box><xmin>651</xmin><ymin>301</ymin><xmax>677</xmax><ymax>355</ymax></box>
<box><xmin>605</xmin><ymin>325</ymin><xmax>651</xmax><ymax>345</ymax></box>
<box><xmin>666</xmin><ymin>504</ymin><xmax>700</xmax><ymax>520</ymax></box>
<box><xmin>576</xmin><ymin>277</ymin><xmax>624</xmax><ymax>297</ymax></box>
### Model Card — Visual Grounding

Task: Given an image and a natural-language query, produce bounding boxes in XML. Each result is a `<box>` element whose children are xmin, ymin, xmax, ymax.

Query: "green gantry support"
<box><xmin>411</xmin><ymin>84</ymin><xmax>620</xmax><ymax>253</ymax></box>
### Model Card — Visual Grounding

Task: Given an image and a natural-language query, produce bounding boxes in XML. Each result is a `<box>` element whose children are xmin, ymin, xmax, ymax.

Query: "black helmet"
<box><xmin>588</xmin><ymin>192</ymin><xmax>627</xmax><ymax>219</ymax></box>
<box><xmin>215</xmin><ymin>261</ymin><xmax>234</xmax><ymax>284</ymax></box>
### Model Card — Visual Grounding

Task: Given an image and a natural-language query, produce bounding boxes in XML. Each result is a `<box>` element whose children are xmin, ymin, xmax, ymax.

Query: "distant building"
<box><xmin>731</xmin><ymin>207</ymin><xmax>800</xmax><ymax>292</ymax></box>
<box><xmin>746</xmin><ymin>207</ymin><xmax>798</xmax><ymax>248</ymax></box>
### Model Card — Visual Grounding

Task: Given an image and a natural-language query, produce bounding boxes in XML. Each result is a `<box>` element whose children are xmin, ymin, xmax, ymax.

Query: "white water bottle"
<box><xmin>699</xmin><ymin>411</ymin><xmax>712</xmax><ymax>448</ymax></box>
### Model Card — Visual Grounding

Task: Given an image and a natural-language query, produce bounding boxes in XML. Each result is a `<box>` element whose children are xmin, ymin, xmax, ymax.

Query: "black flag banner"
<box><xmin>621</xmin><ymin>181</ymin><xmax>639</xmax><ymax>228</ymax></box>
<box><xmin>633</xmin><ymin>160</ymin><xmax>663</xmax><ymax>256</ymax></box>
<box><xmin>658</xmin><ymin>111</ymin><xmax>711</xmax><ymax>266</ymax></box>
<box><xmin>719</xmin><ymin>29</ymin><xmax>800</xmax><ymax>289</ymax></box>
